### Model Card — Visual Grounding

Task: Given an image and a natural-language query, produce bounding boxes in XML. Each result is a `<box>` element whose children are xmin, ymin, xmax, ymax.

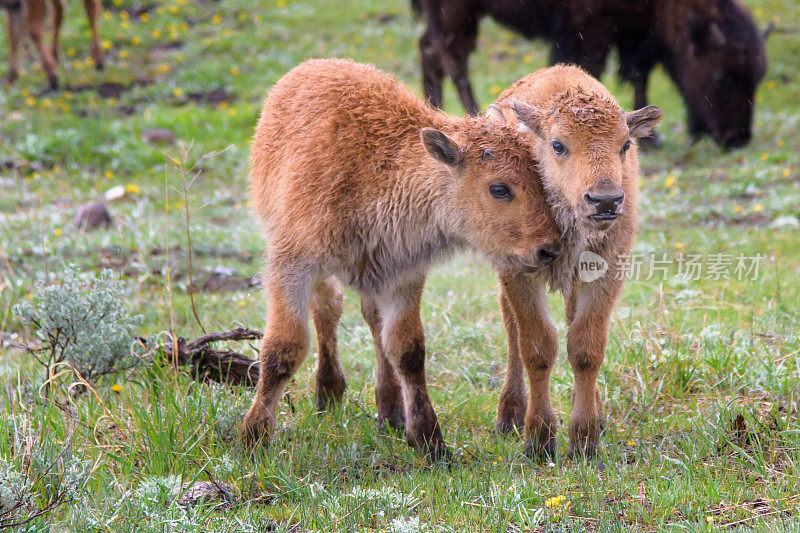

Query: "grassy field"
<box><xmin>1</xmin><ymin>0</ymin><xmax>800</xmax><ymax>530</ymax></box>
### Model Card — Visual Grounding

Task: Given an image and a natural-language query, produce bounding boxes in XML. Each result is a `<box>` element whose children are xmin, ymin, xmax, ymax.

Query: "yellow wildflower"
<box><xmin>734</xmin><ymin>205</ymin><xmax>742</xmax><ymax>213</ymax></box>
<box><xmin>783</xmin><ymin>168</ymin><xmax>791</xmax><ymax>177</ymax></box>
<box><xmin>664</xmin><ymin>173</ymin><xmax>675</xmax><ymax>187</ymax></box>
<box><xmin>169</xmin><ymin>4</ymin><xmax>179</xmax><ymax>14</ymax></box>
<box><xmin>140</xmin><ymin>12</ymin><xmax>149</xmax><ymax>22</ymax></box>
<box><xmin>254</xmin><ymin>14</ymin><xmax>263</xmax><ymax>23</ymax></box>
<box><xmin>152</xmin><ymin>29</ymin><xmax>162</xmax><ymax>39</ymax></box>
<box><xmin>102</xmin><ymin>39</ymin><xmax>113</xmax><ymax>50</ymax></box>
<box><xmin>760</xmin><ymin>153</ymin><xmax>768</xmax><ymax>161</ymax></box>
<box><xmin>212</xmin><ymin>13</ymin><xmax>222</xmax><ymax>24</ymax></box>
<box><xmin>544</xmin><ymin>495</ymin><xmax>566</xmax><ymax>508</ymax></box>
<box><xmin>765</xmin><ymin>80</ymin><xmax>775</xmax><ymax>90</ymax></box>
<box><xmin>53</xmin><ymin>228</ymin><xmax>63</xmax><ymax>237</ymax></box>
<box><xmin>173</xmin><ymin>87</ymin><xmax>184</xmax><ymax>97</ymax></box>
<box><xmin>626</xmin><ymin>440</ymin><xmax>635</xmax><ymax>446</ymax></box>
<box><xmin>111</xmin><ymin>384</ymin><xmax>123</xmax><ymax>393</ymax></box>
<box><xmin>120</xmin><ymin>10</ymin><xmax>129</xmax><ymax>19</ymax></box>
<box><xmin>674</xmin><ymin>241</ymin><xmax>684</xmax><ymax>250</ymax></box>
<box><xmin>753</xmin><ymin>203</ymin><xmax>763</xmax><ymax>212</ymax></box>
<box><xmin>125</xmin><ymin>184</ymin><xmax>141</xmax><ymax>194</ymax></box>
<box><xmin>132</xmin><ymin>35</ymin><xmax>141</xmax><ymax>45</ymax></box>
<box><xmin>26</xmin><ymin>96</ymin><xmax>36</xmax><ymax>106</ymax></box>
<box><xmin>230</xmin><ymin>66</ymin><xmax>239</xmax><ymax>75</ymax></box>
<box><xmin>277</xmin><ymin>0</ymin><xmax>286</xmax><ymax>6</ymax></box>
<box><xmin>777</xmin><ymin>139</ymin><xmax>784</xmax><ymax>147</ymax></box>
<box><xmin>119</xmin><ymin>49</ymin><xmax>129</xmax><ymax>59</ymax></box>
<box><xmin>489</xmin><ymin>85</ymin><xmax>502</xmax><ymax>95</ymax></box>
<box><xmin>67</xmin><ymin>48</ymin><xmax>76</xmax><ymax>57</ymax></box>
<box><xmin>523</xmin><ymin>54</ymin><xmax>533</xmax><ymax>63</ymax></box>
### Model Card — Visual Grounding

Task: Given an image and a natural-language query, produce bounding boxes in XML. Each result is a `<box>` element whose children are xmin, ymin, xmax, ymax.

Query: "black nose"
<box><xmin>585</xmin><ymin>192</ymin><xmax>624</xmax><ymax>215</ymax></box>
<box><xmin>536</xmin><ymin>244</ymin><xmax>562</xmax><ymax>265</ymax></box>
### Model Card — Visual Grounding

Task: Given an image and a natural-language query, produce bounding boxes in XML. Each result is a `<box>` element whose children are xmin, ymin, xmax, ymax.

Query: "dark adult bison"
<box><xmin>414</xmin><ymin>0</ymin><xmax>768</xmax><ymax>148</ymax></box>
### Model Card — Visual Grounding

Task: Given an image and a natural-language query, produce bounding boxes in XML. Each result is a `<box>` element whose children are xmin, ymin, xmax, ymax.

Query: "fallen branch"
<box><xmin>161</xmin><ymin>328</ymin><xmax>262</xmax><ymax>386</ymax></box>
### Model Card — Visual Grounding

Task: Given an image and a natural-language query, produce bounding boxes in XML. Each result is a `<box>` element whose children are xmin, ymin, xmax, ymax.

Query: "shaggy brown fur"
<box><xmin>3</xmin><ymin>0</ymin><xmax>104</xmax><ymax>89</ymax></box>
<box><xmin>487</xmin><ymin>65</ymin><xmax>661</xmax><ymax>459</ymax></box>
<box><xmin>415</xmin><ymin>0</ymin><xmax>766</xmax><ymax>148</ymax></box>
<box><xmin>243</xmin><ymin>58</ymin><xmax>562</xmax><ymax>460</ymax></box>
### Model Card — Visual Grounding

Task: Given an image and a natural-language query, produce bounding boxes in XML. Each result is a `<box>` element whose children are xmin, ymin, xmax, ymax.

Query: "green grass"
<box><xmin>1</xmin><ymin>0</ymin><xmax>800</xmax><ymax>530</ymax></box>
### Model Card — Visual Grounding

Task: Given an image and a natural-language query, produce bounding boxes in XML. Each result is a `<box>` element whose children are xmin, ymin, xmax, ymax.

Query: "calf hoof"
<box><xmin>46</xmin><ymin>74</ymin><xmax>59</xmax><ymax>92</ymax></box>
<box><xmin>378</xmin><ymin>407</ymin><xmax>406</xmax><ymax>433</ymax></box>
<box><xmin>495</xmin><ymin>410</ymin><xmax>526</xmax><ymax>435</ymax></box>
<box><xmin>315</xmin><ymin>374</ymin><xmax>346</xmax><ymax>413</ymax></box>
<box><xmin>567</xmin><ymin>422</ymin><xmax>601</xmax><ymax>460</ymax></box>
<box><xmin>240</xmin><ymin>409</ymin><xmax>273</xmax><ymax>447</ymax></box>
<box><xmin>421</xmin><ymin>441</ymin><xmax>452</xmax><ymax>465</ymax></box>
<box><xmin>525</xmin><ymin>428</ymin><xmax>557</xmax><ymax>462</ymax></box>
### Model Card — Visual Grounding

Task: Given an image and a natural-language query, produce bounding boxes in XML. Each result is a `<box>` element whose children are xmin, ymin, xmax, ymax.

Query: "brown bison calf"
<box><xmin>487</xmin><ymin>65</ymin><xmax>662</xmax><ymax>459</ymax></box>
<box><xmin>3</xmin><ymin>0</ymin><xmax>104</xmax><ymax>89</ymax></box>
<box><xmin>244</xmin><ymin>58</ymin><xmax>562</xmax><ymax>460</ymax></box>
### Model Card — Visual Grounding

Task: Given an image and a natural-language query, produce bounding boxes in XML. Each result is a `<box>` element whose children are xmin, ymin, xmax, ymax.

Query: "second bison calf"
<box><xmin>243</xmin><ymin>58</ymin><xmax>562</xmax><ymax>460</ymax></box>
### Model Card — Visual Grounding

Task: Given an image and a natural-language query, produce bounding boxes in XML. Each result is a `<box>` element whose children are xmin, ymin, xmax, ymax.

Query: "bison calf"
<box><xmin>487</xmin><ymin>65</ymin><xmax>661</xmax><ymax>459</ymax></box>
<box><xmin>243</xmin><ymin>58</ymin><xmax>562</xmax><ymax>460</ymax></box>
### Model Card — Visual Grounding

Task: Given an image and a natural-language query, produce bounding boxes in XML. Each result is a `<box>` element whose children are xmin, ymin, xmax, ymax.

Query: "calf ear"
<box><xmin>486</xmin><ymin>104</ymin><xmax>507</xmax><ymax>125</ymax></box>
<box><xmin>626</xmin><ymin>105</ymin><xmax>663</xmax><ymax>139</ymax></box>
<box><xmin>509</xmin><ymin>98</ymin><xmax>545</xmax><ymax>137</ymax></box>
<box><xmin>421</xmin><ymin>128</ymin><xmax>462</xmax><ymax>167</ymax></box>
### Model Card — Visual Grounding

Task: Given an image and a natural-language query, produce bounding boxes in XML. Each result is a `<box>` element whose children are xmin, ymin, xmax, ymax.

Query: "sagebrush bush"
<box><xmin>13</xmin><ymin>265</ymin><xmax>146</xmax><ymax>390</ymax></box>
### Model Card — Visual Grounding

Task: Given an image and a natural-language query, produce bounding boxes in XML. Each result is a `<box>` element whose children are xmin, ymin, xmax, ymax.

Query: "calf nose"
<box><xmin>585</xmin><ymin>192</ymin><xmax>624</xmax><ymax>215</ymax></box>
<box><xmin>536</xmin><ymin>243</ymin><xmax>562</xmax><ymax>265</ymax></box>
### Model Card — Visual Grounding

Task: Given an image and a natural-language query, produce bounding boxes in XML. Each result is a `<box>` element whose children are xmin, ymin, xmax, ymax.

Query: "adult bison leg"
<box><xmin>494</xmin><ymin>285</ymin><xmax>525</xmax><ymax>433</ymax></box>
<box><xmin>375</xmin><ymin>277</ymin><xmax>449</xmax><ymax>461</ymax></box>
<box><xmin>499</xmin><ymin>271</ymin><xmax>558</xmax><ymax>460</ymax></box>
<box><xmin>564</xmin><ymin>275</ymin><xmax>620</xmax><ymax>459</ymax></box>
<box><xmin>420</xmin><ymin>28</ymin><xmax>445</xmax><ymax>109</ymax></box>
<box><xmin>361</xmin><ymin>296</ymin><xmax>405</xmax><ymax>431</ymax></box>
<box><xmin>241</xmin><ymin>257</ymin><xmax>315</xmax><ymax>445</ymax></box>
<box><xmin>448</xmin><ymin>55</ymin><xmax>480</xmax><ymax>116</ymax></box>
<box><xmin>311</xmin><ymin>276</ymin><xmax>346</xmax><ymax>412</ymax></box>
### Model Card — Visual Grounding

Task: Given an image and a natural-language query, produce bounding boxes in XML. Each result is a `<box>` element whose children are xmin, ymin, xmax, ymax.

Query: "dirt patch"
<box><xmin>67</xmin><ymin>79</ymin><xmax>152</xmax><ymax>99</ymax></box>
<box><xmin>187</xmin><ymin>88</ymin><xmax>235</xmax><ymax>105</ymax></box>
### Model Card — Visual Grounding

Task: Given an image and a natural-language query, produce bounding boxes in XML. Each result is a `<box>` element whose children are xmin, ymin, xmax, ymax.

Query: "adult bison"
<box><xmin>414</xmin><ymin>0</ymin><xmax>767</xmax><ymax>148</ymax></box>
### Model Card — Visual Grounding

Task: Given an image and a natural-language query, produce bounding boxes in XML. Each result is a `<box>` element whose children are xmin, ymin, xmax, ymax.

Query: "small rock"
<box><xmin>74</xmin><ymin>202</ymin><xmax>112</xmax><ymax>230</ymax></box>
<box><xmin>104</xmin><ymin>185</ymin><xmax>126</xmax><ymax>201</ymax></box>
<box><xmin>141</xmin><ymin>128</ymin><xmax>176</xmax><ymax>145</ymax></box>
<box><xmin>177</xmin><ymin>481</ymin><xmax>235</xmax><ymax>508</ymax></box>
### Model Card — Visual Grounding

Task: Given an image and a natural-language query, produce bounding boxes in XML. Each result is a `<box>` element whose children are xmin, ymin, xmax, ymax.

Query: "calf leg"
<box><xmin>50</xmin><ymin>0</ymin><xmax>63</xmax><ymax>61</ymax></box>
<box><xmin>361</xmin><ymin>297</ymin><xmax>405</xmax><ymax>431</ymax></box>
<box><xmin>495</xmin><ymin>288</ymin><xmax>526</xmax><ymax>434</ymax></box>
<box><xmin>499</xmin><ymin>272</ymin><xmax>558</xmax><ymax>460</ymax></box>
<box><xmin>311</xmin><ymin>276</ymin><xmax>346</xmax><ymax>412</ymax></box>
<box><xmin>82</xmin><ymin>0</ymin><xmax>104</xmax><ymax>69</ymax></box>
<box><xmin>26</xmin><ymin>0</ymin><xmax>59</xmax><ymax>89</ymax></box>
<box><xmin>241</xmin><ymin>260</ymin><xmax>314</xmax><ymax>445</ymax></box>
<box><xmin>564</xmin><ymin>276</ymin><xmax>621</xmax><ymax>459</ymax></box>
<box><xmin>375</xmin><ymin>279</ymin><xmax>448</xmax><ymax>460</ymax></box>
<box><xmin>5</xmin><ymin>5</ymin><xmax>23</xmax><ymax>84</ymax></box>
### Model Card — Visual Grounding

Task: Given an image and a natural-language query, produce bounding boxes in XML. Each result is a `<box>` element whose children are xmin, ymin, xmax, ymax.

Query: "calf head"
<box><xmin>421</xmin><ymin>125</ymin><xmax>563</xmax><ymax>271</ymax></box>
<box><xmin>678</xmin><ymin>0</ymin><xmax>767</xmax><ymax>149</ymax></box>
<box><xmin>490</xmin><ymin>91</ymin><xmax>661</xmax><ymax>237</ymax></box>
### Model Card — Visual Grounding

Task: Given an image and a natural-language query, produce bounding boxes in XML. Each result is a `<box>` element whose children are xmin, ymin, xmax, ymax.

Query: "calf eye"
<box><xmin>489</xmin><ymin>183</ymin><xmax>513</xmax><ymax>201</ymax></box>
<box><xmin>621</xmin><ymin>140</ymin><xmax>631</xmax><ymax>154</ymax></box>
<box><xmin>552</xmin><ymin>140</ymin><xmax>566</xmax><ymax>155</ymax></box>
